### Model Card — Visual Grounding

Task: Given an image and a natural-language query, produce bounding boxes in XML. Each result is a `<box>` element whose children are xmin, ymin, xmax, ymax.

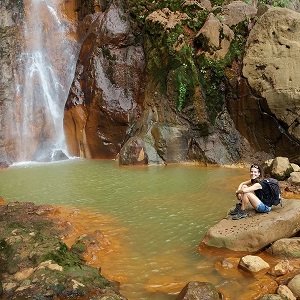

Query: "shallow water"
<box><xmin>0</xmin><ymin>159</ymin><xmax>249</xmax><ymax>299</ymax></box>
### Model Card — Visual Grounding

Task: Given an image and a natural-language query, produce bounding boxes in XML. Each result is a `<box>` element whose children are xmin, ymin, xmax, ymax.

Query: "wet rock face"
<box><xmin>65</xmin><ymin>0</ymin><xmax>145</xmax><ymax>159</ymax></box>
<box><xmin>0</xmin><ymin>1</ymin><xmax>24</xmax><ymax>165</ymax></box>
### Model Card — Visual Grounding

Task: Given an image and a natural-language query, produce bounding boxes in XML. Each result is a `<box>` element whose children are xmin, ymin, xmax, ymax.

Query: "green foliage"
<box><xmin>210</xmin><ymin>0</ymin><xmax>226</xmax><ymax>6</ymax></box>
<box><xmin>42</xmin><ymin>242</ymin><xmax>83</xmax><ymax>268</ymax></box>
<box><xmin>197</xmin><ymin>56</ymin><xmax>226</xmax><ymax>122</ymax></box>
<box><xmin>181</xmin><ymin>4</ymin><xmax>209</xmax><ymax>32</ymax></box>
<box><xmin>71</xmin><ymin>240</ymin><xmax>86</xmax><ymax>255</ymax></box>
<box><xmin>196</xmin><ymin>21</ymin><xmax>248</xmax><ymax>123</ymax></box>
<box><xmin>146</xmin><ymin>24</ymin><xmax>199</xmax><ymax>111</ymax></box>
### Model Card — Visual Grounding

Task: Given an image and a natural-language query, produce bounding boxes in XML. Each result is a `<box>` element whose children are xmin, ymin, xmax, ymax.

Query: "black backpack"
<box><xmin>260</xmin><ymin>178</ymin><xmax>282</xmax><ymax>207</ymax></box>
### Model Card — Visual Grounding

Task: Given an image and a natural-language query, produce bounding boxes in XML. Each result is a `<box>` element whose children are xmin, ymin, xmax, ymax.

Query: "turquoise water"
<box><xmin>0</xmin><ymin>159</ymin><xmax>247</xmax><ymax>299</ymax></box>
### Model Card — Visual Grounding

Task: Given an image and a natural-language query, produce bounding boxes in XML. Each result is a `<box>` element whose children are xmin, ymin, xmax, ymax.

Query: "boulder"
<box><xmin>291</xmin><ymin>163</ymin><xmax>300</xmax><ymax>172</ymax></box>
<box><xmin>269</xmin><ymin>238</ymin><xmax>300</xmax><ymax>257</ymax></box>
<box><xmin>176</xmin><ymin>281</ymin><xmax>221</xmax><ymax>300</ymax></box>
<box><xmin>146</xmin><ymin>8</ymin><xmax>189</xmax><ymax>30</ymax></box>
<box><xmin>243</xmin><ymin>8</ymin><xmax>300</xmax><ymax>146</ymax></box>
<box><xmin>277</xmin><ymin>285</ymin><xmax>296</xmax><ymax>300</ymax></box>
<box><xmin>271</xmin><ymin>157</ymin><xmax>293</xmax><ymax>180</ymax></box>
<box><xmin>259</xmin><ymin>295</ymin><xmax>284</xmax><ymax>300</ymax></box>
<box><xmin>239</xmin><ymin>255</ymin><xmax>270</xmax><ymax>273</ymax></box>
<box><xmin>201</xmin><ymin>199</ymin><xmax>300</xmax><ymax>252</ymax></box>
<box><xmin>269</xmin><ymin>260</ymin><xmax>292</xmax><ymax>276</ymax></box>
<box><xmin>195</xmin><ymin>13</ymin><xmax>234</xmax><ymax>59</ymax></box>
<box><xmin>288</xmin><ymin>172</ymin><xmax>300</xmax><ymax>186</ymax></box>
<box><xmin>288</xmin><ymin>274</ymin><xmax>300</xmax><ymax>297</ymax></box>
<box><xmin>220</xmin><ymin>1</ymin><xmax>257</xmax><ymax>27</ymax></box>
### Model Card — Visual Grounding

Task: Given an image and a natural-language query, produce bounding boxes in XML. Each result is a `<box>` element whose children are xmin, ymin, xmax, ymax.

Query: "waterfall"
<box><xmin>15</xmin><ymin>0</ymin><xmax>78</xmax><ymax>162</ymax></box>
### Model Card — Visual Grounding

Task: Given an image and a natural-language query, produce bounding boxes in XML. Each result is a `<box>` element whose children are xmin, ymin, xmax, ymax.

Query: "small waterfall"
<box><xmin>15</xmin><ymin>0</ymin><xmax>78</xmax><ymax>162</ymax></box>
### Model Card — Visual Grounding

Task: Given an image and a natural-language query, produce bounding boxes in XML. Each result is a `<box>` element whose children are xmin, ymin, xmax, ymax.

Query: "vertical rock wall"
<box><xmin>64</xmin><ymin>0</ymin><xmax>145</xmax><ymax>159</ymax></box>
<box><xmin>0</xmin><ymin>1</ymin><xmax>24</xmax><ymax>165</ymax></box>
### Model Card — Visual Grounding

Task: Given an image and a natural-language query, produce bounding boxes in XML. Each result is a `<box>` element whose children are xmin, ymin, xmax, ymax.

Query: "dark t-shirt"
<box><xmin>254</xmin><ymin>187</ymin><xmax>264</xmax><ymax>200</ymax></box>
<box><xmin>255</xmin><ymin>181</ymin><xmax>272</xmax><ymax>206</ymax></box>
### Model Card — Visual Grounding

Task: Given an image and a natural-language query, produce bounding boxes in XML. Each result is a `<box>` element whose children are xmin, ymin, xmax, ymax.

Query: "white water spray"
<box><xmin>15</xmin><ymin>0</ymin><xmax>78</xmax><ymax>161</ymax></box>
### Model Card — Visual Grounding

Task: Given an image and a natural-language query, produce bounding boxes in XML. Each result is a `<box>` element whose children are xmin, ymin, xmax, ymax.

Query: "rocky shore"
<box><xmin>0</xmin><ymin>199</ymin><xmax>126</xmax><ymax>300</ymax></box>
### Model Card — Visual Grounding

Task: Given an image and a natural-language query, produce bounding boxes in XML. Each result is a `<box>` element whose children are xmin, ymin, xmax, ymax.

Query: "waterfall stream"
<box><xmin>15</xmin><ymin>0</ymin><xmax>78</xmax><ymax>161</ymax></box>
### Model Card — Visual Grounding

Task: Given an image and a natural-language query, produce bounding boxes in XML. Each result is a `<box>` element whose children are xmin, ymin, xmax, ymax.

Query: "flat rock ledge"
<box><xmin>201</xmin><ymin>199</ymin><xmax>300</xmax><ymax>252</ymax></box>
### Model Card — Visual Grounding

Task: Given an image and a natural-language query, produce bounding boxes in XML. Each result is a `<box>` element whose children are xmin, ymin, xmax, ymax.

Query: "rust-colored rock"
<box><xmin>65</xmin><ymin>0</ymin><xmax>145</xmax><ymax>159</ymax></box>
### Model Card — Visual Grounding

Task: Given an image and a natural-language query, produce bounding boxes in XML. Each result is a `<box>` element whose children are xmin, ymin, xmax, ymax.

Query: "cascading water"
<box><xmin>15</xmin><ymin>0</ymin><xmax>78</xmax><ymax>162</ymax></box>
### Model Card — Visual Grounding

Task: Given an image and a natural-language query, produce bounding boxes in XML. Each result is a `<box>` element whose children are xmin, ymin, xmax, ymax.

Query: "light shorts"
<box><xmin>256</xmin><ymin>201</ymin><xmax>271</xmax><ymax>213</ymax></box>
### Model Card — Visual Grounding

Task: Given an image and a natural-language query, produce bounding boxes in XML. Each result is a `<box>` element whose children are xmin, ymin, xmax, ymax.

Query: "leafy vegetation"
<box><xmin>196</xmin><ymin>21</ymin><xmax>248</xmax><ymax>122</ymax></box>
<box><xmin>42</xmin><ymin>242</ymin><xmax>84</xmax><ymax>268</ymax></box>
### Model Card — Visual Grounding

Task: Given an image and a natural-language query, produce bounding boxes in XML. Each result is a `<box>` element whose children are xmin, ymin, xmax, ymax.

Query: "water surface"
<box><xmin>0</xmin><ymin>159</ymin><xmax>248</xmax><ymax>299</ymax></box>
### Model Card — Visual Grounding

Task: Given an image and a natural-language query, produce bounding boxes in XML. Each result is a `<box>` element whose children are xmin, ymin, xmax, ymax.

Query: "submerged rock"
<box><xmin>201</xmin><ymin>199</ymin><xmax>300</xmax><ymax>252</ymax></box>
<box><xmin>176</xmin><ymin>281</ymin><xmax>221</xmax><ymax>300</ymax></box>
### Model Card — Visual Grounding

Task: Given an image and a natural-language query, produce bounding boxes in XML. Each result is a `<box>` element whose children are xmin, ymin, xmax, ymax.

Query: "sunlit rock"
<box><xmin>269</xmin><ymin>260</ymin><xmax>293</xmax><ymax>276</ymax></box>
<box><xmin>220</xmin><ymin>1</ymin><xmax>257</xmax><ymax>27</ymax></box>
<box><xmin>277</xmin><ymin>284</ymin><xmax>296</xmax><ymax>300</ymax></box>
<box><xmin>269</xmin><ymin>238</ymin><xmax>300</xmax><ymax>257</ymax></box>
<box><xmin>195</xmin><ymin>13</ymin><xmax>234</xmax><ymax>59</ymax></box>
<box><xmin>239</xmin><ymin>255</ymin><xmax>270</xmax><ymax>273</ymax></box>
<box><xmin>243</xmin><ymin>8</ymin><xmax>300</xmax><ymax>147</ymax></box>
<box><xmin>201</xmin><ymin>200</ymin><xmax>300</xmax><ymax>252</ymax></box>
<box><xmin>288</xmin><ymin>274</ymin><xmax>300</xmax><ymax>297</ymax></box>
<box><xmin>271</xmin><ymin>157</ymin><xmax>293</xmax><ymax>180</ymax></box>
<box><xmin>146</xmin><ymin>8</ymin><xmax>189</xmax><ymax>31</ymax></box>
<box><xmin>288</xmin><ymin>172</ymin><xmax>300</xmax><ymax>186</ymax></box>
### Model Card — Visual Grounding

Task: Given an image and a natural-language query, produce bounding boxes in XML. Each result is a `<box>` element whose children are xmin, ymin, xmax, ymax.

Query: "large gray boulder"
<box><xmin>201</xmin><ymin>199</ymin><xmax>300</xmax><ymax>252</ymax></box>
<box><xmin>243</xmin><ymin>8</ymin><xmax>300</xmax><ymax>144</ymax></box>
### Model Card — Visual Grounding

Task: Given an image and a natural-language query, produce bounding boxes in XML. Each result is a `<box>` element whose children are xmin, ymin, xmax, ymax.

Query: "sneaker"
<box><xmin>232</xmin><ymin>210</ymin><xmax>248</xmax><ymax>220</ymax></box>
<box><xmin>229</xmin><ymin>203</ymin><xmax>242</xmax><ymax>215</ymax></box>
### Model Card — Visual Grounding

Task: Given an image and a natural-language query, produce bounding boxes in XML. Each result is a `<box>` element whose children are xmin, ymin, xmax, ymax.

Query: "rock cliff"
<box><xmin>1</xmin><ymin>0</ymin><xmax>300</xmax><ymax>165</ymax></box>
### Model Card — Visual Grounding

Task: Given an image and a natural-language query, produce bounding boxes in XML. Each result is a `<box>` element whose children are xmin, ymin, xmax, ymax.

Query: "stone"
<box><xmin>220</xmin><ymin>1</ymin><xmax>257</xmax><ymax>27</ymax></box>
<box><xmin>259</xmin><ymin>295</ymin><xmax>284</xmax><ymax>300</ymax></box>
<box><xmin>288</xmin><ymin>172</ymin><xmax>300</xmax><ymax>186</ymax></box>
<box><xmin>2</xmin><ymin>282</ymin><xmax>18</xmax><ymax>292</ymax></box>
<box><xmin>146</xmin><ymin>8</ymin><xmax>189</xmax><ymax>30</ymax></box>
<box><xmin>291</xmin><ymin>163</ymin><xmax>300</xmax><ymax>172</ymax></box>
<box><xmin>271</xmin><ymin>157</ymin><xmax>293</xmax><ymax>181</ymax></box>
<box><xmin>269</xmin><ymin>260</ymin><xmax>292</xmax><ymax>276</ymax></box>
<box><xmin>243</xmin><ymin>8</ymin><xmax>300</xmax><ymax>145</ymax></box>
<box><xmin>176</xmin><ymin>281</ymin><xmax>221</xmax><ymax>300</ymax></box>
<box><xmin>195</xmin><ymin>13</ymin><xmax>234</xmax><ymax>59</ymax></box>
<box><xmin>37</xmin><ymin>260</ymin><xmax>63</xmax><ymax>272</ymax></box>
<box><xmin>269</xmin><ymin>238</ymin><xmax>300</xmax><ymax>257</ymax></box>
<box><xmin>14</xmin><ymin>268</ymin><xmax>35</xmax><ymax>281</ymax></box>
<box><xmin>239</xmin><ymin>255</ymin><xmax>270</xmax><ymax>273</ymax></box>
<box><xmin>288</xmin><ymin>274</ymin><xmax>300</xmax><ymax>297</ymax></box>
<box><xmin>201</xmin><ymin>200</ymin><xmax>300</xmax><ymax>252</ymax></box>
<box><xmin>277</xmin><ymin>284</ymin><xmax>296</xmax><ymax>300</ymax></box>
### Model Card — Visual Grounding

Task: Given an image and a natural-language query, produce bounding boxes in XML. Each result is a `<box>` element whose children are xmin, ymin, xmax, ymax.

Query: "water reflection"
<box><xmin>0</xmin><ymin>159</ymin><xmax>248</xmax><ymax>299</ymax></box>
